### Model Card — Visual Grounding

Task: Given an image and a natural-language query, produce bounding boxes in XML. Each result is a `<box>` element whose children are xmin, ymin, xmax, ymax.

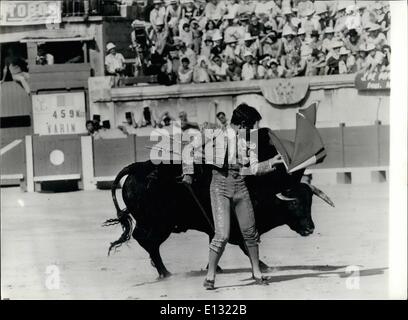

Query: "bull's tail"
<box><xmin>103</xmin><ymin>164</ymin><xmax>134</xmax><ymax>255</ymax></box>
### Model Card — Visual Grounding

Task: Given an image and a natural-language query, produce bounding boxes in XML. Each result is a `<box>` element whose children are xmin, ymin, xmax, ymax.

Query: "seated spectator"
<box><xmin>338</xmin><ymin>47</ymin><xmax>353</xmax><ymax>74</ymax></box>
<box><xmin>211</xmin><ymin>31</ymin><xmax>224</xmax><ymax>55</ymax></box>
<box><xmin>280</xmin><ymin>6</ymin><xmax>301</xmax><ymax>33</ymax></box>
<box><xmin>285</xmin><ymin>53</ymin><xmax>306</xmax><ymax>77</ymax></box>
<box><xmin>343</xmin><ymin>28</ymin><xmax>362</xmax><ymax>55</ymax></box>
<box><xmin>36</xmin><ymin>46</ymin><xmax>54</xmax><ymax>65</ymax></box>
<box><xmin>257</xmin><ymin>55</ymin><xmax>271</xmax><ymax>79</ymax></box>
<box><xmin>309</xmin><ymin>30</ymin><xmax>322</xmax><ymax>51</ymax></box>
<box><xmin>237</xmin><ymin>0</ymin><xmax>256</xmax><ymax>17</ymax></box>
<box><xmin>1</xmin><ymin>47</ymin><xmax>30</xmax><ymax>94</ymax></box>
<box><xmin>366</xmin><ymin>23</ymin><xmax>387</xmax><ymax>50</ymax></box>
<box><xmin>180</xmin><ymin>22</ymin><xmax>194</xmax><ymax>49</ymax></box>
<box><xmin>86</xmin><ymin>120</ymin><xmax>99</xmax><ymax>138</ymax></box>
<box><xmin>300</xmin><ymin>8</ymin><xmax>319</xmax><ymax>37</ymax></box>
<box><xmin>191</xmin><ymin>19</ymin><xmax>203</xmax><ymax>54</ymax></box>
<box><xmin>241</xmin><ymin>51</ymin><xmax>257</xmax><ymax>80</ymax></box>
<box><xmin>321</xmin><ymin>26</ymin><xmax>335</xmax><ymax>53</ymax></box>
<box><xmin>165</xmin><ymin>0</ymin><xmax>181</xmax><ymax>36</ymax></box>
<box><xmin>193</xmin><ymin>56</ymin><xmax>211</xmax><ymax>83</ymax></box>
<box><xmin>239</xmin><ymin>33</ymin><xmax>259</xmax><ymax>61</ymax></box>
<box><xmin>150</xmin><ymin>0</ymin><xmax>166</xmax><ymax>31</ymax></box>
<box><xmin>305</xmin><ymin>49</ymin><xmax>326</xmax><ymax>76</ymax></box>
<box><xmin>182</xmin><ymin>0</ymin><xmax>196</xmax><ymax>20</ymax></box>
<box><xmin>178</xmin><ymin>57</ymin><xmax>193</xmax><ymax>83</ymax></box>
<box><xmin>209</xmin><ymin>55</ymin><xmax>228</xmax><ymax>81</ymax></box>
<box><xmin>325</xmin><ymin>40</ymin><xmax>343</xmax><ymax>75</ymax></box>
<box><xmin>268</xmin><ymin>58</ymin><xmax>285</xmax><ymax>78</ymax></box>
<box><xmin>148</xmin><ymin>19</ymin><xmax>169</xmax><ymax>56</ymax></box>
<box><xmin>260</xmin><ymin>30</ymin><xmax>282</xmax><ymax>59</ymax></box>
<box><xmin>179</xmin><ymin>40</ymin><xmax>197</xmax><ymax>66</ymax></box>
<box><xmin>344</xmin><ymin>5</ymin><xmax>362</xmax><ymax>32</ymax></box>
<box><xmin>248</xmin><ymin>15</ymin><xmax>265</xmax><ymax>37</ymax></box>
<box><xmin>363</xmin><ymin>43</ymin><xmax>380</xmax><ymax>73</ymax></box>
<box><xmin>97</xmin><ymin>120</ymin><xmax>127</xmax><ymax>139</ymax></box>
<box><xmin>203</xmin><ymin>19</ymin><xmax>219</xmax><ymax>44</ymax></box>
<box><xmin>225</xmin><ymin>57</ymin><xmax>242</xmax><ymax>81</ymax></box>
<box><xmin>222</xmin><ymin>36</ymin><xmax>240</xmax><ymax>63</ymax></box>
<box><xmin>281</xmin><ymin>26</ymin><xmax>299</xmax><ymax>58</ymax></box>
<box><xmin>201</xmin><ymin>35</ymin><xmax>214</xmax><ymax>59</ymax></box>
<box><xmin>205</xmin><ymin>0</ymin><xmax>226</xmax><ymax>21</ymax></box>
<box><xmin>118</xmin><ymin>112</ymin><xmax>138</xmax><ymax>135</ymax></box>
<box><xmin>177</xmin><ymin>111</ymin><xmax>200</xmax><ymax>131</ymax></box>
<box><xmin>105</xmin><ymin>42</ymin><xmax>126</xmax><ymax>77</ymax></box>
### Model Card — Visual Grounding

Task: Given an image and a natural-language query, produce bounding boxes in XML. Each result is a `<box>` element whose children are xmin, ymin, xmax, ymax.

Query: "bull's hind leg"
<box><xmin>132</xmin><ymin>226</ymin><xmax>172</xmax><ymax>279</ymax></box>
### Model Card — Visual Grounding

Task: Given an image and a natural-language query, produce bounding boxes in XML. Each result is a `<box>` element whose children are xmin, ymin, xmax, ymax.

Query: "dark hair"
<box><xmin>216</xmin><ymin>111</ymin><xmax>226</xmax><ymax>118</ymax></box>
<box><xmin>231</xmin><ymin>103</ymin><xmax>262</xmax><ymax>128</ymax></box>
<box><xmin>205</xmin><ymin>20</ymin><xmax>216</xmax><ymax>30</ymax></box>
<box><xmin>181</xmin><ymin>57</ymin><xmax>190</xmax><ymax>64</ymax></box>
<box><xmin>86</xmin><ymin>120</ymin><xmax>94</xmax><ymax>126</ymax></box>
<box><xmin>182</xmin><ymin>23</ymin><xmax>190</xmax><ymax>29</ymax></box>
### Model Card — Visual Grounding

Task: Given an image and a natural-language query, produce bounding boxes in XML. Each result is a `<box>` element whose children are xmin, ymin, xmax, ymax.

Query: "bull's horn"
<box><xmin>276</xmin><ymin>193</ymin><xmax>297</xmax><ymax>201</ymax></box>
<box><xmin>307</xmin><ymin>184</ymin><xmax>335</xmax><ymax>207</ymax></box>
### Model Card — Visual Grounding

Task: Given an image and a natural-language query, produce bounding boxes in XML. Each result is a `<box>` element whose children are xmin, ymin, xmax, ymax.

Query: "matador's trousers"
<box><xmin>209</xmin><ymin>168</ymin><xmax>259</xmax><ymax>254</ymax></box>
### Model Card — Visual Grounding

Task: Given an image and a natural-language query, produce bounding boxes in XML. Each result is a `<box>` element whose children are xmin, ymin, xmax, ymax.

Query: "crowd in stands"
<box><xmin>105</xmin><ymin>0</ymin><xmax>391</xmax><ymax>85</ymax></box>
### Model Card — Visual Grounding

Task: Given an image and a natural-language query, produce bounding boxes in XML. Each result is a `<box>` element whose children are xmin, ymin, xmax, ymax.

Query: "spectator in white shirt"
<box><xmin>209</xmin><ymin>55</ymin><xmax>228</xmax><ymax>81</ymax></box>
<box><xmin>105</xmin><ymin>42</ymin><xmax>125</xmax><ymax>76</ymax></box>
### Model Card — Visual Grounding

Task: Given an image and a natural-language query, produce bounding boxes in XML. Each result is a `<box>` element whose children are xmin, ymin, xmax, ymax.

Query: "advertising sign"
<box><xmin>0</xmin><ymin>1</ymin><xmax>61</xmax><ymax>26</ymax></box>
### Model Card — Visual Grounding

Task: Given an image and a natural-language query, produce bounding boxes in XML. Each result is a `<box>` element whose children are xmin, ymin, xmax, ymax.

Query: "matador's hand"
<box><xmin>182</xmin><ymin>174</ymin><xmax>193</xmax><ymax>185</ymax></box>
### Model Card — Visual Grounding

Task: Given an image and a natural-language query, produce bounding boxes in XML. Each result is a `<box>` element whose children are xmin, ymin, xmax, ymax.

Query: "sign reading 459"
<box><xmin>32</xmin><ymin>92</ymin><xmax>87</xmax><ymax>136</ymax></box>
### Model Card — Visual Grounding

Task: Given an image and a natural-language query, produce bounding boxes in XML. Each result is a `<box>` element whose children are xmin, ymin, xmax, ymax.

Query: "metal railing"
<box><xmin>62</xmin><ymin>0</ymin><xmax>119</xmax><ymax>17</ymax></box>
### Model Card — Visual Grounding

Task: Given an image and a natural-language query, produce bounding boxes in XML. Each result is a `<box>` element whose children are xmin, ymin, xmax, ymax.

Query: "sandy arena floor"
<box><xmin>1</xmin><ymin>183</ymin><xmax>389</xmax><ymax>300</ymax></box>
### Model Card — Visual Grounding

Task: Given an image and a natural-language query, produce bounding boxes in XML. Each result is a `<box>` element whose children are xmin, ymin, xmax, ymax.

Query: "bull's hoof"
<box><xmin>158</xmin><ymin>270</ymin><xmax>172</xmax><ymax>279</ymax></box>
<box><xmin>259</xmin><ymin>260</ymin><xmax>270</xmax><ymax>273</ymax></box>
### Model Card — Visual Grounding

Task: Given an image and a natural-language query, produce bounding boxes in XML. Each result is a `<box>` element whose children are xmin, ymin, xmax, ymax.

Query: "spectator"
<box><xmin>216</xmin><ymin>111</ymin><xmax>229</xmax><ymax>128</ymax></box>
<box><xmin>300</xmin><ymin>8</ymin><xmax>319</xmax><ymax>37</ymax></box>
<box><xmin>105</xmin><ymin>42</ymin><xmax>126</xmax><ymax>77</ymax></box>
<box><xmin>177</xmin><ymin>111</ymin><xmax>200</xmax><ymax>131</ymax></box>
<box><xmin>150</xmin><ymin>0</ymin><xmax>166</xmax><ymax>31</ymax></box>
<box><xmin>225</xmin><ymin>57</ymin><xmax>242</xmax><ymax>81</ymax></box>
<box><xmin>1</xmin><ymin>47</ymin><xmax>31</xmax><ymax>94</ymax></box>
<box><xmin>260</xmin><ymin>30</ymin><xmax>282</xmax><ymax>59</ymax></box>
<box><xmin>191</xmin><ymin>19</ymin><xmax>203</xmax><ymax>54</ymax></box>
<box><xmin>201</xmin><ymin>35</ymin><xmax>214</xmax><ymax>59</ymax></box>
<box><xmin>257</xmin><ymin>55</ymin><xmax>271</xmax><ymax>79</ymax></box>
<box><xmin>344</xmin><ymin>5</ymin><xmax>361</xmax><ymax>32</ymax></box>
<box><xmin>222</xmin><ymin>36</ymin><xmax>240</xmax><ymax>62</ymax></box>
<box><xmin>239</xmin><ymin>33</ymin><xmax>259</xmax><ymax>61</ymax></box>
<box><xmin>248</xmin><ymin>15</ymin><xmax>265</xmax><ymax>38</ymax></box>
<box><xmin>203</xmin><ymin>19</ymin><xmax>219</xmax><ymax>44</ymax></box>
<box><xmin>211</xmin><ymin>31</ymin><xmax>224</xmax><ymax>56</ymax></box>
<box><xmin>148</xmin><ymin>19</ymin><xmax>169</xmax><ymax>56</ymax></box>
<box><xmin>118</xmin><ymin>112</ymin><xmax>138</xmax><ymax>135</ymax></box>
<box><xmin>343</xmin><ymin>28</ymin><xmax>362</xmax><ymax>55</ymax></box>
<box><xmin>241</xmin><ymin>51</ymin><xmax>257</xmax><ymax>80</ymax></box>
<box><xmin>321</xmin><ymin>26</ymin><xmax>335</xmax><ymax>53</ymax></box>
<box><xmin>193</xmin><ymin>56</ymin><xmax>211</xmax><ymax>83</ymax></box>
<box><xmin>209</xmin><ymin>55</ymin><xmax>228</xmax><ymax>81</ymax></box>
<box><xmin>98</xmin><ymin>120</ymin><xmax>127</xmax><ymax>139</ymax></box>
<box><xmin>325</xmin><ymin>40</ymin><xmax>343</xmax><ymax>75</ymax></box>
<box><xmin>338</xmin><ymin>47</ymin><xmax>352</xmax><ymax>74</ymax></box>
<box><xmin>86</xmin><ymin>120</ymin><xmax>99</xmax><ymax>137</ymax></box>
<box><xmin>268</xmin><ymin>58</ymin><xmax>285</xmax><ymax>78</ymax></box>
<box><xmin>178</xmin><ymin>57</ymin><xmax>193</xmax><ymax>83</ymax></box>
<box><xmin>285</xmin><ymin>53</ymin><xmax>306</xmax><ymax>77</ymax></box>
<box><xmin>36</xmin><ymin>45</ymin><xmax>54</xmax><ymax>65</ymax></box>
<box><xmin>366</xmin><ymin>24</ymin><xmax>387</xmax><ymax>50</ymax></box>
<box><xmin>305</xmin><ymin>49</ymin><xmax>326</xmax><ymax>76</ymax></box>
<box><xmin>165</xmin><ymin>0</ymin><xmax>181</xmax><ymax>35</ymax></box>
<box><xmin>179</xmin><ymin>40</ymin><xmax>197</xmax><ymax>66</ymax></box>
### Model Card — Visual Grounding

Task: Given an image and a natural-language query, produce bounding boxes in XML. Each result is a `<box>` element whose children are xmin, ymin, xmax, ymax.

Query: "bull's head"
<box><xmin>276</xmin><ymin>183</ymin><xmax>334</xmax><ymax>237</ymax></box>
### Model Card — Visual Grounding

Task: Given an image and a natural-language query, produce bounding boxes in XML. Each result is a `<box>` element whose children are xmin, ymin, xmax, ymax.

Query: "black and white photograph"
<box><xmin>0</xmin><ymin>0</ymin><xmax>406</xmax><ymax>301</ymax></box>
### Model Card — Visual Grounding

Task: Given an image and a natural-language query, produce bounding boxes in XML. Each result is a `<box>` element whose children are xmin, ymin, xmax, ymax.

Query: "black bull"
<box><xmin>104</xmin><ymin>131</ymin><xmax>334</xmax><ymax>278</ymax></box>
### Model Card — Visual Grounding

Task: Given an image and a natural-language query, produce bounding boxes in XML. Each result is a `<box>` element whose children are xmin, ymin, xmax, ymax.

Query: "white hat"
<box><xmin>330</xmin><ymin>40</ymin><xmax>343</xmax><ymax>49</ymax></box>
<box><xmin>269</xmin><ymin>58</ymin><xmax>279</xmax><ymax>66</ymax></box>
<box><xmin>324</xmin><ymin>26</ymin><xmax>335</xmax><ymax>34</ymax></box>
<box><xmin>282</xmin><ymin>26</ymin><xmax>296</xmax><ymax>37</ymax></box>
<box><xmin>339</xmin><ymin>46</ymin><xmax>350</xmax><ymax>55</ymax></box>
<box><xmin>106</xmin><ymin>42</ymin><xmax>116</xmax><ymax>51</ymax></box>
<box><xmin>224</xmin><ymin>35</ymin><xmax>238</xmax><ymax>44</ymax></box>
<box><xmin>346</xmin><ymin>5</ymin><xmax>356</xmax><ymax>14</ymax></box>
<box><xmin>223</xmin><ymin>13</ymin><xmax>235</xmax><ymax>20</ymax></box>
<box><xmin>244</xmin><ymin>51</ymin><xmax>254</xmax><ymax>57</ymax></box>
<box><xmin>212</xmin><ymin>32</ymin><xmax>223</xmax><ymax>41</ymax></box>
<box><xmin>260</xmin><ymin>55</ymin><xmax>271</xmax><ymax>64</ymax></box>
<box><xmin>303</xmin><ymin>8</ymin><xmax>315</xmax><ymax>17</ymax></box>
<box><xmin>316</xmin><ymin>5</ymin><xmax>328</xmax><ymax>15</ymax></box>
<box><xmin>297</xmin><ymin>28</ymin><xmax>306</xmax><ymax>35</ymax></box>
<box><xmin>337</xmin><ymin>2</ymin><xmax>348</xmax><ymax>12</ymax></box>
<box><xmin>153</xmin><ymin>0</ymin><xmax>162</xmax><ymax>4</ymax></box>
<box><xmin>282</xmin><ymin>6</ymin><xmax>293</xmax><ymax>15</ymax></box>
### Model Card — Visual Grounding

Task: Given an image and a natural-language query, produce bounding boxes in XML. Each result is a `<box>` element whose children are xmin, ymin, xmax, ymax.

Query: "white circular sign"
<box><xmin>49</xmin><ymin>150</ymin><xmax>64</xmax><ymax>166</ymax></box>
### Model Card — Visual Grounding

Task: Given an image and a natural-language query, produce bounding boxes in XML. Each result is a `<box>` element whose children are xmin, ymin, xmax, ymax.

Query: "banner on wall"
<box><xmin>0</xmin><ymin>1</ymin><xmax>61</xmax><ymax>26</ymax></box>
<box><xmin>354</xmin><ymin>70</ymin><xmax>390</xmax><ymax>90</ymax></box>
<box><xmin>32</xmin><ymin>92</ymin><xmax>87</xmax><ymax>135</ymax></box>
<box><xmin>260</xmin><ymin>78</ymin><xmax>309</xmax><ymax>106</ymax></box>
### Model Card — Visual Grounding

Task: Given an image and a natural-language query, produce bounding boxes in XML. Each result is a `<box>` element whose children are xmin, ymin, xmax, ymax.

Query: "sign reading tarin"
<box><xmin>32</xmin><ymin>92</ymin><xmax>87</xmax><ymax>135</ymax></box>
<box><xmin>0</xmin><ymin>1</ymin><xmax>61</xmax><ymax>26</ymax></box>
